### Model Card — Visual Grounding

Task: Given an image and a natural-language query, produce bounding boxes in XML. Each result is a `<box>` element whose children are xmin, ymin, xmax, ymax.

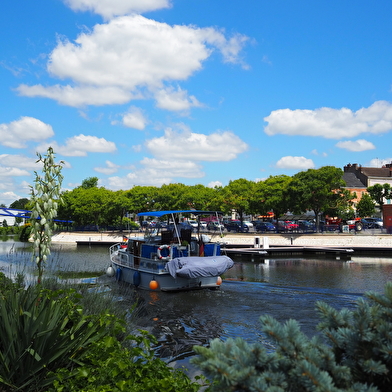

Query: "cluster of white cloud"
<box><xmin>264</xmin><ymin>101</ymin><xmax>392</xmax><ymax>139</ymax></box>
<box><xmin>17</xmin><ymin>14</ymin><xmax>248</xmax><ymax>110</ymax></box>
<box><xmin>63</xmin><ymin>0</ymin><xmax>172</xmax><ymax>20</ymax></box>
<box><xmin>105</xmin><ymin>126</ymin><xmax>249</xmax><ymax>189</ymax></box>
<box><xmin>265</xmin><ymin>100</ymin><xmax>392</xmax><ymax>170</ymax></box>
<box><xmin>275</xmin><ymin>156</ymin><xmax>315</xmax><ymax>170</ymax></box>
<box><xmin>145</xmin><ymin>127</ymin><xmax>248</xmax><ymax>161</ymax></box>
<box><xmin>0</xmin><ymin>117</ymin><xmax>54</xmax><ymax>149</ymax></box>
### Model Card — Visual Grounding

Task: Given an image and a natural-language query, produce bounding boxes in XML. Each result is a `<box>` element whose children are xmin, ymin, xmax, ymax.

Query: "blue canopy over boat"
<box><xmin>137</xmin><ymin>210</ymin><xmax>222</xmax><ymax>217</ymax></box>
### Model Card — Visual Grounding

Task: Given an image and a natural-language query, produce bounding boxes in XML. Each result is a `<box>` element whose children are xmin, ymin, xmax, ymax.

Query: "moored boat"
<box><xmin>107</xmin><ymin>210</ymin><xmax>234</xmax><ymax>291</ymax></box>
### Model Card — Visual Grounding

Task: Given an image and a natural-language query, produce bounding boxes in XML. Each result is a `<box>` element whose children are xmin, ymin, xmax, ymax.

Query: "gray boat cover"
<box><xmin>166</xmin><ymin>255</ymin><xmax>234</xmax><ymax>279</ymax></box>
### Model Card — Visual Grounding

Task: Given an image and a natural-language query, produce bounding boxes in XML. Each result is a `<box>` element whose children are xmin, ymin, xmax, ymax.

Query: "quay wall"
<box><xmin>51</xmin><ymin>231</ymin><xmax>392</xmax><ymax>248</ymax></box>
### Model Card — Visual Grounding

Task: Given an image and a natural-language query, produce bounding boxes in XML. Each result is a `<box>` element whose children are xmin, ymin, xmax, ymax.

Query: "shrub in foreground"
<box><xmin>0</xmin><ymin>281</ymin><xmax>205</xmax><ymax>392</ymax></box>
<box><xmin>192</xmin><ymin>282</ymin><xmax>392</xmax><ymax>392</ymax></box>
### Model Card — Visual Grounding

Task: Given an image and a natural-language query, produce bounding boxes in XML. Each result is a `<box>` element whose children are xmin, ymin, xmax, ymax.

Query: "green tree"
<box><xmin>9</xmin><ymin>198</ymin><xmax>30</xmax><ymax>209</ymax></box>
<box><xmin>367</xmin><ymin>183</ymin><xmax>392</xmax><ymax>214</ymax></box>
<box><xmin>356</xmin><ymin>193</ymin><xmax>376</xmax><ymax>218</ymax></box>
<box><xmin>79</xmin><ymin>176</ymin><xmax>99</xmax><ymax>189</ymax></box>
<box><xmin>192</xmin><ymin>282</ymin><xmax>392</xmax><ymax>392</ymax></box>
<box><xmin>222</xmin><ymin>179</ymin><xmax>255</xmax><ymax>222</ymax></box>
<box><xmin>106</xmin><ymin>190</ymin><xmax>133</xmax><ymax>228</ymax></box>
<box><xmin>63</xmin><ymin>187</ymin><xmax>112</xmax><ymax>228</ymax></box>
<box><xmin>155</xmin><ymin>183</ymin><xmax>189</xmax><ymax>211</ymax></box>
<box><xmin>183</xmin><ymin>184</ymin><xmax>217</xmax><ymax>210</ymax></box>
<box><xmin>9</xmin><ymin>197</ymin><xmax>30</xmax><ymax>225</ymax></box>
<box><xmin>30</xmin><ymin>147</ymin><xmax>64</xmax><ymax>283</ymax></box>
<box><xmin>126</xmin><ymin>185</ymin><xmax>159</xmax><ymax>214</ymax></box>
<box><xmin>255</xmin><ymin>175</ymin><xmax>292</xmax><ymax>221</ymax></box>
<box><xmin>288</xmin><ymin>166</ymin><xmax>347</xmax><ymax>230</ymax></box>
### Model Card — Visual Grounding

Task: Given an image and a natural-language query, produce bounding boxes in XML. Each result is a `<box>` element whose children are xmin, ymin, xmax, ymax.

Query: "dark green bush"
<box><xmin>0</xmin><ymin>284</ymin><xmax>205</xmax><ymax>392</ymax></box>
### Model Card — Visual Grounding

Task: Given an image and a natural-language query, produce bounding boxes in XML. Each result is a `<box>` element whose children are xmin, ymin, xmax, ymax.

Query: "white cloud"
<box><xmin>17</xmin><ymin>15</ymin><xmax>248</xmax><ymax>108</ymax></box>
<box><xmin>63</xmin><ymin>0</ymin><xmax>172</xmax><ymax>20</ymax></box>
<box><xmin>154</xmin><ymin>86</ymin><xmax>202</xmax><ymax>112</ymax></box>
<box><xmin>264</xmin><ymin>101</ymin><xmax>392</xmax><ymax>139</ymax></box>
<box><xmin>208</xmin><ymin>181</ymin><xmax>223</xmax><ymax>188</ymax></box>
<box><xmin>140</xmin><ymin>157</ymin><xmax>204</xmax><ymax>177</ymax></box>
<box><xmin>116</xmin><ymin>106</ymin><xmax>148</xmax><ymax>130</ymax></box>
<box><xmin>17</xmin><ymin>84</ymin><xmax>134</xmax><ymax>107</ymax></box>
<box><xmin>107</xmin><ymin>157</ymin><xmax>204</xmax><ymax>189</ymax></box>
<box><xmin>0</xmin><ymin>166</ymin><xmax>30</xmax><ymax>177</ymax></box>
<box><xmin>311</xmin><ymin>149</ymin><xmax>328</xmax><ymax>157</ymax></box>
<box><xmin>0</xmin><ymin>154</ymin><xmax>39</xmax><ymax>170</ymax></box>
<box><xmin>146</xmin><ymin>127</ymin><xmax>248</xmax><ymax>161</ymax></box>
<box><xmin>94</xmin><ymin>160</ymin><xmax>120</xmax><ymax>174</ymax></box>
<box><xmin>368</xmin><ymin>158</ymin><xmax>392</xmax><ymax>167</ymax></box>
<box><xmin>39</xmin><ymin>134</ymin><xmax>117</xmax><ymax>156</ymax></box>
<box><xmin>0</xmin><ymin>117</ymin><xmax>54</xmax><ymax>148</ymax></box>
<box><xmin>336</xmin><ymin>139</ymin><xmax>376</xmax><ymax>152</ymax></box>
<box><xmin>275</xmin><ymin>156</ymin><xmax>315</xmax><ymax>170</ymax></box>
<box><xmin>0</xmin><ymin>191</ymin><xmax>21</xmax><ymax>205</ymax></box>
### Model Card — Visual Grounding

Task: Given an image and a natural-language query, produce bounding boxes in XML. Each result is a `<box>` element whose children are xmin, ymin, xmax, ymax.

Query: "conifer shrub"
<box><xmin>192</xmin><ymin>282</ymin><xmax>392</xmax><ymax>392</ymax></box>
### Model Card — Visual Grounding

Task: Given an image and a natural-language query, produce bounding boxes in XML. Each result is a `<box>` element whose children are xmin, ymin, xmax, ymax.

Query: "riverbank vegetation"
<box><xmin>0</xmin><ymin>272</ymin><xmax>206</xmax><ymax>392</ymax></box>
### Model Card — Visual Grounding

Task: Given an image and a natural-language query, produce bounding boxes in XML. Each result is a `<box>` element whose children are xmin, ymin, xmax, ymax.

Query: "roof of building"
<box><xmin>360</xmin><ymin>167</ymin><xmax>392</xmax><ymax>178</ymax></box>
<box><xmin>342</xmin><ymin>172</ymin><xmax>366</xmax><ymax>188</ymax></box>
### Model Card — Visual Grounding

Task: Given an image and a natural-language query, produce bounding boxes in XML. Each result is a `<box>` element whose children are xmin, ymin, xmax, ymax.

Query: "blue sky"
<box><xmin>2</xmin><ymin>0</ymin><xmax>392</xmax><ymax>205</ymax></box>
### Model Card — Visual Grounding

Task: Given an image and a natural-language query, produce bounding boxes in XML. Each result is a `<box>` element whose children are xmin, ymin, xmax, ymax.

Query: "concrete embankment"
<box><xmin>51</xmin><ymin>231</ymin><xmax>392</xmax><ymax>249</ymax></box>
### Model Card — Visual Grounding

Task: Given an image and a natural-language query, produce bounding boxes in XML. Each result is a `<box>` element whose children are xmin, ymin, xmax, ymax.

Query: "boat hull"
<box><xmin>111</xmin><ymin>259</ymin><xmax>221</xmax><ymax>291</ymax></box>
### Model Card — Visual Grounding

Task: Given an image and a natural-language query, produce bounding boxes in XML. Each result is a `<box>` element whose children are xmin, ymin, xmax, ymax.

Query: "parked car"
<box><xmin>361</xmin><ymin>218</ymin><xmax>383</xmax><ymax>229</ymax></box>
<box><xmin>207</xmin><ymin>221</ymin><xmax>225</xmax><ymax>231</ymax></box>
<box><xmin>277</xmin><ymin>220</ymin><xmax>299</xmax><ymax>232</ymax></box>
<box><xmin>225</xmin><ymin>221</ymin><xmax>250</xmax><ymax>232</ymax></box>
<box><xmin>255</xmin><ymin>221</ymin><xmax>276</xmax><ymax>232</ymax></box>
<box><xmin>243</xmin><ymin>221</ymin><xmax>254</xmax><ymax>228</ymax></box>
<box><xmin>298</xmin><ymin>220</ymin><xmax>316</xmax><ymax>232</ymax></box>
<box><xmin>187</xmin><ymin>220</ymin><xmax>199</xmax><ymax>229</ymax></box>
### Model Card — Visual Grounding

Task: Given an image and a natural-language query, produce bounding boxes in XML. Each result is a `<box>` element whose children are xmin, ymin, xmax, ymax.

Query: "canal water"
<box><xmin>1</xmin><ymin>240</ymin><xmax>392</xmax><ymax>369</ymax></box>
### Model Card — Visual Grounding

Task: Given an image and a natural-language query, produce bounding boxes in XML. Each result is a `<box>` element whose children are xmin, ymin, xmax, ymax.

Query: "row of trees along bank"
<box><xmin>7</xmin><ymin>166</ymin><xmax>389</xmax><ymax>230</ymax></box>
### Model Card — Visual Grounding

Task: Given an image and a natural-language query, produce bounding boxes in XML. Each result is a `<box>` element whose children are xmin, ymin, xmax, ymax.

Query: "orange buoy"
<box><xmin>216</xmin><ymin>276</ymin><xmax>222</xmax><ymax>285</ymax></box>
<box><xmin>149</xmin><ymin>279</ymin><xmax>159</xmax><ymax>290</ymax></box>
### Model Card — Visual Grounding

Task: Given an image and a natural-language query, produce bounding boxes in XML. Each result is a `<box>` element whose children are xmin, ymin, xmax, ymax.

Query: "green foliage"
<box><xmin>222</xmin><ymin>179</ymin><xmax>255</xmax><ymax>221</ymax></box>
<box><xmin>192</xmin><ymin>282</ymin><xmax>392</xmax><ymax>392</ymax></box>
<box><xmin>30</xmin><ymin>147</ymin><xmax>64</xmax><ymax>283</ymax></box>
<box><xmin>0</xmin><ymin>286</ymin><xmax>114</xmax><ymax>391</ymax></box>
<box><xmin>54</xmin><ymin>165</ymin><xmax>364</xmax><ymax>228</ymax></box>
<box><xmin>60</xmin><ymin>187</ymin><xmax>113</xmax><ymax>227</ymax></box>
<box><xmin>0</xmin><ymin>272</ymin><xmax>22</xmax><ymax>294</ymax></box>
<box><xmin>254</xmin><ymin>175</ymin><xmax>292</xmax><ymax>219</ymax></box>
<box><xmin>9</xmin><ymin>197</ymin><xmax>30</xmax><ymax>209</ymax></box>
<box><xmin>50</xmin><ymin>330</ymin><xmax>205</xmax><ymax>392</ymax></box>
<box><xmin>79</xmin><ymin>176</ymin><xmax>99</xmax><ymax>189</ymax></box>
<box><xmin>0</xmin><ymin>223</ymin><xmax>31</xmax><ymax>240</ymax></box>
<box><xmin>356</xmin><ymin>193</ymin><xmax>376</xmax><ymax>218</ymax></box>
<box><xmin>0</xmin><ymin>285</ymin><xmax>204</xmax><ymax>392</ymax></box>
<box><xmin>367</xmin><ymin>184</ymin><xmax>392</xmax><ymax>208</ymax></box>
